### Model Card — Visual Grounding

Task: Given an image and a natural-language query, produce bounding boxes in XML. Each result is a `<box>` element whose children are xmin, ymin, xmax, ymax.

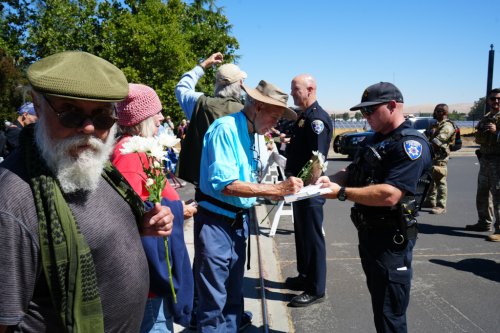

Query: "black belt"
<box><xmin>351</xmin><ymin>207</ymin><xmax>400</xmax><ymax>229</ymax></box>
<box><xmin>196</xmin><ymin>197</ymin><xmax>252</xmax><ymax>270</ymax></box>
<box><xmin>195</xmin><ymin>188</ymin><xmax>245</xmax><ymax>214</ymax></box>
<box><xmin>198</xmin><ymin>206</ymin><xmax>245</xmax><ymax>229</ymax></box>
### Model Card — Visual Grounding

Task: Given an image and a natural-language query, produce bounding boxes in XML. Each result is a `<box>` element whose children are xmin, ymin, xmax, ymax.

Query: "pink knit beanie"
<box><xmin>116</xmin><ymin>83</ymin><xmax>162</xmax><ymax>126</ymax></box>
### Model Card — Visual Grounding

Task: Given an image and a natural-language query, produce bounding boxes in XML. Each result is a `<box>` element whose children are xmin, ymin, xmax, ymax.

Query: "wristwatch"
<box><xmin>338</xmin><ymin>187</ymin><xmax>347</xmax><ymax>201</ymax></box>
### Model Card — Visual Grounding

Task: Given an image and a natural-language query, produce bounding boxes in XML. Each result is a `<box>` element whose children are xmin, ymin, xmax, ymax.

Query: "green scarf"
<box><xmin>20</xmin><ymin>125</ymin><xmax>145</xmax><ymax>333</ymax></box>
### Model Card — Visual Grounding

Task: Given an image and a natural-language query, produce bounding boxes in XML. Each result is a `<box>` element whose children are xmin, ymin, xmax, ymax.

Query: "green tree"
<box><xmin>0</xmin><ymin>0</ymin><xmax>240</xmax><ymax>123</ymax></box>
<box><xmin>0</xmin><ymin>0</ymin><xmax>33</xmax><ymax>64</ymax></box>
<box><xmin>354</xmin><ymin>111</ymin><xmax>362</xmax><ymax>121</ymax></box>
<box><xmin>0</xmin><ymin>48</ymin><xmax>26</xmax><ymax>122</ymax></box>
<box><xmin>181</xmin><ymin>0</ymin><xmax>239</xmax><ymax>96</ymax></box>
<box><xmin>26</xmin><ymin>0</ymin><xmax>102</xmax><ymax>60</ymax></box>
<box><xmin>468</xmin><ymin>97</ymin><xmax>486</xmax><ymax>121</ymax></box>
<box><xmin>342</xmin><ymin>112</ymin><xmax>349</xmax><ymax>121</ymax></box>
<box><xmin>99</xmin><ymin>0</ymin><xmax>193</xmax><ymax>121</ymax></box>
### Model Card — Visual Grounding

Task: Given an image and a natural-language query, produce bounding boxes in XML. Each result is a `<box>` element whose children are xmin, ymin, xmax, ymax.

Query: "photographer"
<box><xmin>466</xmin><ymin>88</ymin><xmax>500</xmax><ymax>241</ymax></box>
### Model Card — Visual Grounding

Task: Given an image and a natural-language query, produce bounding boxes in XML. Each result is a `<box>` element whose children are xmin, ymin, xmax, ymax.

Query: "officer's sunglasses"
<box><xmin>360</xmin><ymin>103</ymin><xmax>387</xmax><ymax>117</ymax></box>
<box><xmin>489</xmin><ymin>97</ymin><xmax>500</xmax><ymax>102</ymax></box>
<box><xmin>42</xmin><ymin>94</ymin><xmax>117</xmax><ymax>130</ymax></box>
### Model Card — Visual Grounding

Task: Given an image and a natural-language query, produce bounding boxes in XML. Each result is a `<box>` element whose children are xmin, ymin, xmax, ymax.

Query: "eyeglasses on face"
<box><xmin>42</xmin><ymin>95</ymin><xmax>117</xmax><ymax>130</ymax></box>
<box><xmin>360</xmin><ymin>103</ymin><xmax>386</xmax><ymax>117</ymax></box>
<box><xmin>489</xmin><ymin>97</ymin><xmax>500</xmax><ymax>102</ymax></box>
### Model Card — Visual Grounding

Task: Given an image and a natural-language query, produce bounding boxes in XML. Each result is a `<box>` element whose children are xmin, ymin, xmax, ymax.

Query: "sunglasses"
<box><xmin>360</xmin><ymin>103</ymin><xmax>386</xmax><ymax>117</ymax></box>
<box><xmin>43</xmin><ymin>95</ymin><xmax>117</xmax><ymax>130</ymax></box>
<box><xmin>489</xmin><ymin>97</ymin><xmax>500</xmax><ymax>102</ymax></box>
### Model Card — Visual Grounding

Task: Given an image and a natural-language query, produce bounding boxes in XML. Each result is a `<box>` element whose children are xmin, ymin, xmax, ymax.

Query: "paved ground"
<box><xmin>173</xmin><ymin>139</ymin><xmax>488</xmax><ymax>333</ymax></box>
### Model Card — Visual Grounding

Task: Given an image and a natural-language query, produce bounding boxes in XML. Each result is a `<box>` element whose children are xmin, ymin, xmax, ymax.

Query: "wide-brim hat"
<box><xmin>350</xmin><ymin>82</ymin><xmax>404</xmax><ymax>111</ymax></box>
<box><xmin>27</xmin><ymin>51</ymin><xmax>129</xmax><ymax>102</ymax></box>
<box><xmin>242</xmin><ymin>80</ymin><xmax>297</xmax><ymax>121</ymax></box>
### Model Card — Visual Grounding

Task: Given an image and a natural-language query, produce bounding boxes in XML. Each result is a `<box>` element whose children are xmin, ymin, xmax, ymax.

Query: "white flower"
<box><xmin>149</xmin><ymin>143</ymin><xmax>167</xmax><ymax>161</ymax></box>
<box><xmin>120</xmin><ymin>138</ymin><xmax>140</xmax><ymax>154</ymax></box>
<box><xmin>317</xmin><ymin>152</ymin><xmax>325</xmax><ymax>165</ymax></box>
<box><xmin>157</xmin><ymin>132</ymin><xmax>180</xmax><ymax>148</ymax></box>
<box><xmin>146</xmin><ymin>178</ymin><xmax>154</xmax><ymax>187</ymax></box>
<box><xmin>141</xmin><ymin>137</ymin><xmax>157</xmax><ymax>153</ymax></box>
<box><xmin>322</xmin><ymin>161</ymin><xmax>329</xmax><ymax>172</ymax></box>
<box><xmin>120</xmin><ymin>136</ymin><xmax>151</xmax><ymax>154</ymax></box>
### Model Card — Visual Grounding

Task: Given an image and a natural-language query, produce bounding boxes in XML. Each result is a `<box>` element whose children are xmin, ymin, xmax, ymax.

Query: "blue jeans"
<box><xmin>193</xmin><ymin>209</ymin><xmax>248</xmax><ymax>333</ymax></box>
<box><xmin>140</xmin><ymin>296</ymin><xmax>174</xmax><ymax>333</ymax></box>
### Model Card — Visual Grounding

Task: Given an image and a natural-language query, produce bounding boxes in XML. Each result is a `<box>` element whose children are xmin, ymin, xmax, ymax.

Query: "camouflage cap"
<box><xmin>27</xmin><ymin>51</ymin><xmax>128</xmax><ymax>102</ymax></box>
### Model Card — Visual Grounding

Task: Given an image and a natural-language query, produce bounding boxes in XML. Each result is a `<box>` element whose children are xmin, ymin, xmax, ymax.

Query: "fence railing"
<box><xmin>331</xmin><ymin>119</ymin><xmax>477</xmax><ymax>131</ymax></box>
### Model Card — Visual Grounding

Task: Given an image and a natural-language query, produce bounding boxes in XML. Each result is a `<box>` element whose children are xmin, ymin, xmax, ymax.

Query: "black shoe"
<box><xmin>285</xmin><ymin>275</ymin><xmax>307</xmax><ymax>291</ymax></box>
<box><xmin>289</xmin><ymin>292</ymin><xmax>325</xmax><ymax>307</ymax></box>
<box><xmin>465</xmin><ymin>222</ymin><xmax>492</xmax><ymax>232</ymax></box>
<box><xmin>188</xmin><ymin>312</ymin><xmax>197</xmax><ymax>331</ymax></box>
<box><xmin>239</xmin><ymin>311</ymin><xmax>253</xmax><ymax>332</ymax></box>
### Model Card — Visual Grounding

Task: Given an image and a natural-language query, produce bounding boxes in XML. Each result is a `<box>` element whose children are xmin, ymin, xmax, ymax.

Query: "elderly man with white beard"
<box><xmin>0</xmin><ymin>51</ymin><xmax>174</xmax><ymax>333</ymax></box>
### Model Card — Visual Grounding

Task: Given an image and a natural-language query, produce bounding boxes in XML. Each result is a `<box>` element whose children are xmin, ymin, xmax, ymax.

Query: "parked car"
<box><xmin>333</xmin><ymin>117</ymin><xmax>462</xmax><ymax>159</ymax></box>
<box><xmin>333</xmin><ymin>129</ymin><xmax>373</xmax><ymax>160</ymax></box>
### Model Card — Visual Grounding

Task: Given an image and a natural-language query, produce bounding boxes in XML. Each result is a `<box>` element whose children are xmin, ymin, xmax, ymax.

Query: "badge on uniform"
<box><xmin>311</xmin><ymin>120</ymin><xmax>324</xmax><ymax>134</ymax></box>
<box><xmin>403</xmin><ymin>140</ymin><xmax>422</xmax><ymax>160</ymax></box>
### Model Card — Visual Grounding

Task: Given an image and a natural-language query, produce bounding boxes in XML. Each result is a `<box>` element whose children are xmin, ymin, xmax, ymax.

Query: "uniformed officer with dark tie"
<box><xmin>285</xmin><ymin>74</ymin><xmax>333</xmax><ymax>307</ymax></box>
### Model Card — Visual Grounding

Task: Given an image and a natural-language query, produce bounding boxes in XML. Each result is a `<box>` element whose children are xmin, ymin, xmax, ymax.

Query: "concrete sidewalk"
<box><xmin>172</xmin><ymin>141</ymin><xmax>478</xmax><ymax>332</ymax></box>
<box><xmin>173</xmin><ymin>184</ymin><xmax>292</xmax><ymax>333</ymax></box>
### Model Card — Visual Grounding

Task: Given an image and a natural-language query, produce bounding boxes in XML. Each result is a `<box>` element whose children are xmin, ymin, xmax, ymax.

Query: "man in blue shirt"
<box><xmin>194</xmin><ymin>80</ymin><xmax>303</xmax><ymax>333</ymax></box>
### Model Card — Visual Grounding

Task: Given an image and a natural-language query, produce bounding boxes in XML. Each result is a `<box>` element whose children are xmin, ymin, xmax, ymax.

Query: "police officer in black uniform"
<box><xmin>285</xmin><ymin>74</ymin><xmax>333</xmax><ymax>307</ymax></box>
<box><xmin>318</xmin><ymin>82</ymin><xmax>432</xmax><ymax>332</ymax></box>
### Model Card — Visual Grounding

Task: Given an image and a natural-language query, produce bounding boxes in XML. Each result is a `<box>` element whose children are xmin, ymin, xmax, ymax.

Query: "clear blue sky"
<box><xmin>209</xmin><ymin>0</ymin><xmax>500</xmax><ymax>112</ymax></box>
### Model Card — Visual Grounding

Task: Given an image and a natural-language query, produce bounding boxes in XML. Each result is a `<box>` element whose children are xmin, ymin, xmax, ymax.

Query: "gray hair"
<box><xmin>215</xmin><ymin>81</ymin><xmax>242</xmax><ymax>99</ymax></box>
<box><xmin>119</xmin><ymin>116</ymin><xmax>157</xmax><ymax>138</ymax></box>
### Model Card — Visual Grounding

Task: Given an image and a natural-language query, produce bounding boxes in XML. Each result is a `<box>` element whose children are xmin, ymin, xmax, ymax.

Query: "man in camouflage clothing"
<box><xmin>465</xmin><ymin>88</ymin><xmax>500</xmax><ymax>242</ymax></box>
<box><xmin>424</xmin><ymin>104</ymin><xmax>456</xmax><ymax>214</ymax></box>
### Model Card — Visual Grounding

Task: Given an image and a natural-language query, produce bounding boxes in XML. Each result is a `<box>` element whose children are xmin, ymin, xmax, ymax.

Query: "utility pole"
<box><xmin>485</xmin><ymin>44</ymin><xmax>495</xmax><ymax>114</ymax></box>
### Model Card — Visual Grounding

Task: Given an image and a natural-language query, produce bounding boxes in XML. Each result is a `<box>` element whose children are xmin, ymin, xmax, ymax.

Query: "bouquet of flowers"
<box><xmin>120</xmin><ymin>132</ymin><xmax>180</xmax><ymax>302</ymax></box>
<box><xmin>297</xmin><ymin>151</ymin><xmax>328</xmax><ymax>185</ymax></box>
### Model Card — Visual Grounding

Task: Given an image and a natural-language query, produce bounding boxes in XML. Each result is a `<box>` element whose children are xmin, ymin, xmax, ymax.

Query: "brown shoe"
<box><xmin>431</xmin><ymin>207</ymin><xmax>446</xmax><ymax>214</ymax></box>
<box><xmin>465</xmin><ymin>222</ymin><xmax>493</xmax><ymax>232</ymax></box>
<box><xmin>486</xmin><ymin>233</ymin><xmax>500</xmax><ymax>242</ymax></box>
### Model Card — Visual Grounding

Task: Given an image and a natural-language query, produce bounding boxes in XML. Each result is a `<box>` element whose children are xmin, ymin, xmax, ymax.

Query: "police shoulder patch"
<box><xmin>311</xmin><ymin>120</ymin><xmax>324</xmax><ymax>134</ymax></box>
<box><xmin>403</xmin><ymin>140</ymin><xmax>422</xmax><ymax>160</ymax></box>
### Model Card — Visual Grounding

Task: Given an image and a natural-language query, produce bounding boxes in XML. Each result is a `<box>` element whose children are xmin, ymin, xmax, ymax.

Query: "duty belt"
<box><xmin>350</xmin><ymin>207</ymin><xmax>418</xmax><ymax>244</ymax></box>
<box><xmin>350</xmin><ymin>207</ymin><xmax>399</xmax><ymax>229</ymax></box>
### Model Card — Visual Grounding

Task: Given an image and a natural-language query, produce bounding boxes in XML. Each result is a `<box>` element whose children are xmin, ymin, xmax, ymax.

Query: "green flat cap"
<box><xmin>27</xmin><ymin>51</ymin><xmax>129</xmax><ymax>102</ymax></box>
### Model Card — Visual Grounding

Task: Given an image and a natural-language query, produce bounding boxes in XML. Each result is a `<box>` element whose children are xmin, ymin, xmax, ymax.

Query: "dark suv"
<box><xmin>333</xmin><ymin>117</ymin><xmax>461</xmax><ymax>159</ymax></box>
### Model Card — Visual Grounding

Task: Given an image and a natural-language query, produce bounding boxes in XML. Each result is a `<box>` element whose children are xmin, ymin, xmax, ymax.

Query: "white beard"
<box><xmin>35</xmin><ymin>117</ymin><xmax>117</xmax><ymax>194</ymax></box>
